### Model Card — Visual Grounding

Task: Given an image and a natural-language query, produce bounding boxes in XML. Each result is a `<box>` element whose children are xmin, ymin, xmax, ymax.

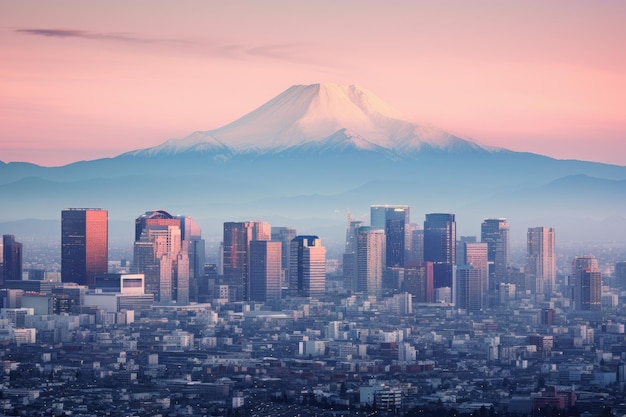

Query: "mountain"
<box><xmin>1</xmin><ymin>83</ymin><xmax>626</xmax><ymax>248</ymax></box>
<box><xmin>125</xmin><ymin>83</ymin><xmax>485</xmax><ymax>157</ymax></box>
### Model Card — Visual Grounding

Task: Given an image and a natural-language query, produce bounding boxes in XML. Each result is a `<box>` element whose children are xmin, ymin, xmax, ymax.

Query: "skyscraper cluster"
<box><xmin>338</xmin><ymin>206</ymin><xmax>564</xmax><ymax>312</ymax></box>
<box><xmin>5</xmin><ymin>201</ymin><xmax>624</xmax><ymax>319</ymax></box>
<box><xmin>215</xmin><ymin>221</ymin><xmax>328</xmax><ymax>302</ymax></box>
<box><xmin>132</xmin><ymin>210</ymin><xmax>205</xmax><ymax>304</ymax></box>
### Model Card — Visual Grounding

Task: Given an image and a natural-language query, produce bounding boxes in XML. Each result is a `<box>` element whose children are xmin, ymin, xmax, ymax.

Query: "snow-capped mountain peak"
<box><xmin>132</xmin><ymin>83</ymin><xmax>493</xmax><ymax>156</ymax></box>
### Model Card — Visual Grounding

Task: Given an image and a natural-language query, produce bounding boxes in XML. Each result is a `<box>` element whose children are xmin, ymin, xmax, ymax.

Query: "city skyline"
<box><xmin>2</xmin><ymin>2</ymin><xmax>625</xmax><ymax>166</ymax></box>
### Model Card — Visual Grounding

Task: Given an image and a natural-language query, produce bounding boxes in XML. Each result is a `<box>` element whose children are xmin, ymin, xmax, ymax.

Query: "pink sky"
<box><xmin>1</xmin><ymin>1</ymin><xmax>625</xmax><ymax>166</ymax></box>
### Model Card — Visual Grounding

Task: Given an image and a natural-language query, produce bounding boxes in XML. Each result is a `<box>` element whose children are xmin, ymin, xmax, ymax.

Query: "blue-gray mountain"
<box><xmin>1</xmin><ymin>83</ymin><xmax>625</xmax><ymax>246</ymax></box>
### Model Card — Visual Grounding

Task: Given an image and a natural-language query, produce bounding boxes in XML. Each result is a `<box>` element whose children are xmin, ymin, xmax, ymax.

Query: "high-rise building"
<box><xmin>178</xmin><ymin>215</ymin><xmax>205</xmax><ymax>302</ymax></box>
<box><xmin>371</xmin><ymin>205</ymin><xmax>409</xmax><ymax>268</ymax></box>
<box><xmin>615</xmin><ymin>261</ymin><xmax>626</xmax><ymax>290</ymax></box>
<box><xmin>481</xmin><ymin>218</ymin><xmax>510</xmax><ymax>289</ymax></box>
<box><xmin>406</xmin><ymin>223</ymin><xmax>424</xmax><ymax>266</ymax></box>
<box><xmin>249</xmin><ymin>240</ymin><xmax>282</xmax><ymax>302</ymax></box>
<box><xmin>525</xmin><ymin>227</ymin><xmax>555</xmax><ymax>296</ymax></box>
<box><xmin>271</xmin><ymin>226</ymin><xmax>297</xmax><ymax>288</ymax></box>
<box><xmin>2</xmin><ymin>235</ymin><xmax>23</xmax><ymax>284</ymax></box>
<box><xmin>456</xmin><ymin>266</ymin><xmax>483</xmax><ymax>313</ymax></box>
<box><xmin>61</xmin><ymin>208</ymin><xmax>108</xmax><ymax>287</ymax></box>
<box><xmin>572</xmin><ymin>255</ymin><xmax>601</xmax><ymax>311</ymax></box>
<box><xmin>222</xmin><ymin>221</ymin><xmax>270</xmax><ymax>301</ymax></box>
<box><xmin>290</xmin><ymin>235</ymin><xmax>326</xmax><ymax>297</ymax></box>
<box><xmin>424</xmin><ymin>213</ymin><xmax>456</xmax><ymax>291</ymax></box>
<box><xmin>456</xmin><ymin>236</ymin><xmax>476</xmax><ymax>265</ymax></box>
<box><xmin>403</xmin><ymin>262</ymin><xmax>434</xmax><ymax>303</ymax></box>
<box><xmin>462</xmin><ymin>242</ymin><xmax>489</xmax><ymax>307</ymax></box>
<box><xmin>133</xmin><ymin>210</ymin><xmax>191</xmax><ymax>304</ymax></box>
<box><xmin>343</xmin><ymin>220</ymin><xmax>364</xmax><ymax>293</ymax></box>
<box><xmin>356</xmin><ymin>226</ymin><xmax>385</xmax><ymax>297</ymax></box>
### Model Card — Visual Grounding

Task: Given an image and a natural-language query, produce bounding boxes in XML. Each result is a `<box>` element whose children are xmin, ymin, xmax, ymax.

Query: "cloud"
<box><xmin>14</xmin><ymin>27</ymin><xmax>327</xmax><ymax>68</ymax></box>
<box><xmin>14</xmin><ymin>28</ymin><xmax>186</xmax><ymax>44</ymax></box>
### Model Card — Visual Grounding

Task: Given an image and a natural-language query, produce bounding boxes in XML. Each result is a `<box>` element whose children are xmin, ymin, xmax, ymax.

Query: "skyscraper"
<box><xmin>2</xmin><ymin>235</ymin><xmax>23</xmax><ymax>284</ymax></box>
<box><xmin>405</xmin><ymin>223</ymin><xmax>424</xmax><ymax>266</ymax></box>
<box><xmin>356</xmin><ymin>226</ymin><xmax>385</xmax><ymax>297</ymax></box>
<box><xmin>179</xmin><ymin>215</ymin><xmax>205</xmax><ymax>302</ymax></box>
<box><xmin>371</xmin><ymin>205</ymin><xmax>409</xmax><ymax>268</ymax></box>
<box><xmin>615</xmin><ymin>261</ymin><xmax>626</xmax><ymax>290</ymax></box>
<box><xmin>525</xmin><ymin>227</ymin><xmax>556</xmax><ymax>296</ymax></box>
<box><xmin>61</xmin><ymin>208</ymin><xmax>108</xmax><ymax>287</ymax></box>
<box><xmin>343</xmin><ymin>220</ymin><xmax>364</xmax><ymax>293</ymax></box>
<box><xmin>456</xmin><ymin>266</ymin><xmax>483</xmax><ymax>313</ymax></box>
<box><xmin>462</xmin><ymin>242</ymin><xmax>489</xmax><ymax>307</ymax></box>
<box><xmin>271</xmin><ymin>226</ymin><xmax>297</xmax><ymax>288</ymax></box>
<box><xmin>290</xmin><ymin>235</ymin><xmax>326</xmax><ymax>298</ymax></box>
<box><xmin>481</xmin><ymin>218</ymin><xmax>510</xmax><ymax>289</ymax></box>
<box><xmin>403</xmin><ymin>262</ymin><xmax>434</xmax><ymax>303</ymax></box>
<box><xmin>133</xmin><ymin>210</ymin><xmax>191</xmax><ymax>304</ymax></box>
<box><xmin>572</xmin><ymin>255</ymin><xmax>601</xmax><ymax>311</ymax></box>
<box><xmin>222</xmin><ymin>221</ymin><xmax>271</xmax><ymax>301</ymax></box>
<box><xmin>249</xmin><ymin>240</ymin><xmax>282</xmax><ymax>302</ymax></box>
<box><xmin>424</xmin><ymin>213</ymin><xmax>456</xmax><ymax>291</ymax></box>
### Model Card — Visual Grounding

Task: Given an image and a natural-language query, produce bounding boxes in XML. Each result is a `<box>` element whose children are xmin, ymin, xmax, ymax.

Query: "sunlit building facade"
<box><xmin>133</xmin><ymin>210</ymin><xmax>190</xmax><ymax>304</ymax></box>
<box><xmin>61</xmin><ymin>208</ymin><xmax>108</xmax><ymax>287</ymax></box>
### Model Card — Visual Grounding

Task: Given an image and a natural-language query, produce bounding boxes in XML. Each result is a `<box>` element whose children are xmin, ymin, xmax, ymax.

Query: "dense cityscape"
<box><xmin>1</xmin><ymin>205</ymin><xmax>625</xmax><ymax>416</ymax></box>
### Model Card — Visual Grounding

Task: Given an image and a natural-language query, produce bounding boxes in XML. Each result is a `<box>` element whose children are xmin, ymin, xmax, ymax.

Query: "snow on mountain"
<box><xmin>132</xmin><ymin>83</ymin><xmax>493</xmax><ymax>156</ymax></box>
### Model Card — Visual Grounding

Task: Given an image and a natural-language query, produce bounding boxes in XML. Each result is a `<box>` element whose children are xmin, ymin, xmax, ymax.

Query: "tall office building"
<box><xmin>371</xmin><ymin>205</ymin><xmax>409</xmax><ymax>268</ymax></box>
<box><xmin>249</xmin><ymin>240</ymin><xmax>282</xmax><ymax>302</ymax></box>
<box><xmin>2</xmin><ymin>235</ymin><xmax>23</xmax><ymax>285</ymax></box>
<box><xmin>481</xmin><ymin>219</ymin><xmax>510</xmax><ymax>289</ymax></box>
<box><xmin>406</xmin><ymin>224</ymin><xmax>424</xmax><ymax>266</ymax></box>
<box><xmin>572</xmin><ymin>255</ymin><xmax>601</xmax><ymax>311</ymax></box>
<box><xmin>343</xmin><ymin>220</ymin><xmax>364</xmax><ymax>293</ymax></box>
<box><xmin>356</xmin><ymin>226</ymin><xmax>385</xmax><ymax>297</ymax></box>
<box><xmin>525</xmin><ymin>227</ymin><xmax>556</xmax><ymax>296</ymax></box>
<box><xmin>290</xmin><ymin>235</ymin><xmax>326</xmax><ymax>297</ymax></box>
<box><xmin>424</xmin><ymin>213</ymin><xmax>456</xmax><ymax>291</ymax></box>
<box><xmin>133</xmin><ymin>210</ymin><xmax>190</xmax><ymax>304</ymax></box>
<box><xmin>462</xmin><ymin>242</ymin><xmax>489</xmax><ymax>307</ymax></box>
<box><xmin>456</xmin><ymin>236</ymin><xmax>476</xmax><ymax>266</ymax></box>
<box><xmin>403</xmin><ymin>262</ymin><xmax>434</xmax><ymax>303</ymax></box>
<box><xmin>615</xmin><ymin>261</ymin><xmax>626</xmax><ymax>290</ymax></box>
<box><xmin>456</xmin><ymin>266</ymin><xmax>483</xmax><ymax>313</ymax></box>
<box><xmin>61</xmin><ymin>208</ymin><xmax>108</xmax><ymax>287</ymax></box>
<box><xmin>271</xmin><ymin>226</ymin><xmax>297</xmax><ymax>288</ymax></box>
<box><xmin>222</xmin><ymin>221</ymin><xmax>271</xmax><ymax>301</ymax></box>
<box><xmin>178</xmin><ymin>215</ymin><xmax>205</xmax><ymax>302</ymax></box>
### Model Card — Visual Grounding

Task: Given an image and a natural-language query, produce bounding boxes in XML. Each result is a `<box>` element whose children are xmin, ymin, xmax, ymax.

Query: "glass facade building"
<box><xmin>61</xmin><ymin>208</ymin><xmax>108</xmax><ymax>287</ymax></box>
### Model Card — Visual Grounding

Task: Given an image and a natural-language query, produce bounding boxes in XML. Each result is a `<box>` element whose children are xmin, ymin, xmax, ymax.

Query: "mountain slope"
<box><xmin>125</xmin><ymin>83</ymin><xmax>487</xmax><ymax>157</ymax></box>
